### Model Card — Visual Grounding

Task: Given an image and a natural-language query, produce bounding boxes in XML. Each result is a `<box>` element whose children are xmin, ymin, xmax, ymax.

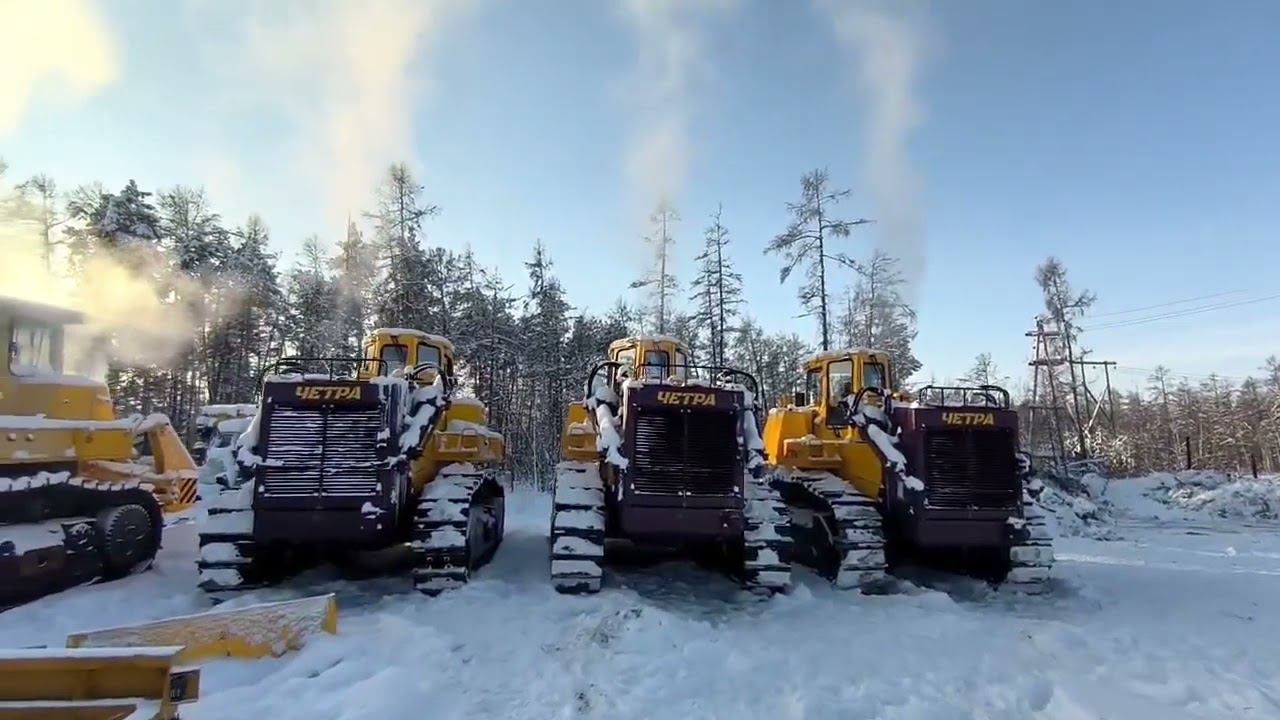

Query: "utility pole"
<box><xmin>1027</xmin><ymin>318</ymin><xmax>1069</xmax><ymax>474</ymax></box>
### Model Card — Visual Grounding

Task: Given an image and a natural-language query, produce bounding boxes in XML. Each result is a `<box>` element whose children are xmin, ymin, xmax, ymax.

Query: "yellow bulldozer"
<box><xmin>197</xmin><ymin>328</ymin><xmax>506</xmax><ymax>596</ymax></box>
<box><xmin>551</xmin><ymin>335</ymin><xmax>791</xmax><ymax>594</ymax></box>
<box><xmin>763</xmin><ymin>349</ymin><xmax>1054</xmax><ymax>593</ymax></box>
<box><xmin>0</xmin><ymin>296</ymin><xmax>198</xmax><ymax>608</ymax></box>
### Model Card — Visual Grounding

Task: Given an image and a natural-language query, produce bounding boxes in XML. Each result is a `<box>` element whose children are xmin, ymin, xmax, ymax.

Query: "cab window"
<box><xmin>643</xmin><ymin>349</ymin><xmax>669</xmax><ymax>380</ymax></box>
<box><xmin>614</xmin><ymin>349</ymin><xmax>636</xmax><ymax>380</ymax></box>
<box><xmin>804</xmin><ymin>368</ymin><xmax>821</xmax><ymax>406</ymax></box>
<box><xmin>379</xmin><ymin>344</ymin><xmax>410</xmax><ymax>376</ymax></box>
<box><xmin>863</xmin><ymin>362</ymin><xmax>887</xmax><ymax>390</ymax></box>
<box><xmin>827</xmin><ymin>360</ymin><xmax>854</xmax><ymax>406</ymax></box>
<box><xmin>418</xmin><ymin>344</ymin><xmax>442</xmax><ymax>369</ymax></box>
<box><xmin>9</xmin><ymin>322</ymin><xmax>57</xmax><ymax>376</ymax></box>
<box><xmin>673</xmin><ymin>350</ymin><xmax>688</xmax><ymax>380</ymax></box>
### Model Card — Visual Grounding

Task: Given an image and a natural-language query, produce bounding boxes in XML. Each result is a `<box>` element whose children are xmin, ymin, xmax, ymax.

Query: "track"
<box><xmin>195</xmin><ymin>482</ymin><xmax>264</xmax><ymax>595</ymax></box>
<box><xmin>549</xmin><ymin>461</ymin><xmax>606</xmax><ymax>594</ymax></box>
<box><xmin>1005</xmin><ymin>493</ymin><xmax>1055</xmax><ymax>594</ymax></box>
<box><xmin>1</xmin><ymin>478</ymin><xmax>164</xmax><ymax>608</ymax></box>
<box><xmin>772</xmin><ymin>470</ymin><xmax>888</xmax><ymax>591</ymax></box>
<box><xmin>740</xmin><ymin>473</ymin><xmax>793</xmax><ymax>594</ymax></box>
<box><xmin>411</xmin><ymin>464</ymin><xmax>506</xmax><ymax>596</ymax></box>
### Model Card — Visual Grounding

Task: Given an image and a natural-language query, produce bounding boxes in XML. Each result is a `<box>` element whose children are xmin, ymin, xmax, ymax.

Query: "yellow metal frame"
<box><xmin>0</xmin><ymin>647</ymin><xmax>199</xmax><ymax>720</ymax></box>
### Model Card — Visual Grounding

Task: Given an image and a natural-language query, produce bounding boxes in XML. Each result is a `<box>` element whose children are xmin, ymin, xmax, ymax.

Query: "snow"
<box><xmin>399</xmin><ymin>377</ymin><xmax>444</xmax><ymax>454</ymax></box>
<box><xmin>802</xmin><ymin>347</ymin><xmax>888</xmax><ymax>365</ymax></box>
<box><xmin>200</xmin><ymin>404</ymin><xmax>257</xmax><ymax>419</ymax></box>
<box><xmin>359</xmin><ymin>502</ymin><xmax>383</xmax><ymax>518</ymax></box>
<box><xmin>216</xmin><ymin>418</ymin><xmax>252</xmax><ymax>434</ymax></box>
<box><xmin>592</xmin><ymin>402</ymin><xmax>628</xmax><ymax>470</ymax></box>
<box><xmin>0</xmin><ymin>517</ymin><xmax>88</xmax><ymax>553</ymax></box>
<box><xmin>0</xmin><ymin>470</ymin><xmax>70</xmax><ymax>493</ymax></box>
<box><xmin>4</xmin><ymin>481</ymin><xmax>1280</xmax><ymax>720</ymax></box>
<box><xmin>370</xmin><ymin>328</ymin><xmax>455</xmax><ymax>352</ymax></box>
<box><xmin>444</xmin><ymin>419</ymin><xmax>503</xmax><ymax>441</ymax></box>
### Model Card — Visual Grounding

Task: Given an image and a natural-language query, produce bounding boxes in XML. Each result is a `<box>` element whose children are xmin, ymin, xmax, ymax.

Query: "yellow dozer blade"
<box><xmin>66</xmin><ymin>594</ymin><xmax>338</xmax><ymax>664</ymax></box>
<box><xmin>0</xmin><ymin>646</ymin><xmax>199</xmax><ymax>720</ymax></box>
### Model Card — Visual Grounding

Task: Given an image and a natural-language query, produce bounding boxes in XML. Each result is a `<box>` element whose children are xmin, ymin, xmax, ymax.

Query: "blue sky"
<box><xmin>4</xmin><ymin>0</ymin><xmax>1278</xmax><ymax>390</ymax></box>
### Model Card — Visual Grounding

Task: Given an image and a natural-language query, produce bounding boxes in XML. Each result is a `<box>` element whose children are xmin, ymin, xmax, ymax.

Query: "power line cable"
<box><xmin>1081</xmin><ymin>293</ymin><xmax>1280</xmax><ymax>331</ymax></box>
<box><xmin>1085</xmin><ymin>289</ymin><xmax>1251</xmax><ymax>319</ymax></box>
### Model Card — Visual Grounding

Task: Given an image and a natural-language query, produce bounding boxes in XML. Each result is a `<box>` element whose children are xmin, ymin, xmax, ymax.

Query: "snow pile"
<box><xmin>1104</xmin><ymin>471</ymin><xmax>1280</xmax><ymax>521</ymax></box>
<box><xmin>1035</xmin><ymin>480</ymin><xmax>1116</xmax><ymax>540</ymax></box>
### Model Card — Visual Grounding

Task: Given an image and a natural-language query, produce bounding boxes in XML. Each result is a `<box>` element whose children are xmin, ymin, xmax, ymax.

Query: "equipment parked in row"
<box><xmin>196</xmin><ymin>328</ymin><xmax>506</xmax><ymax>597</ymax></box>
<box><xmin>1</xmin><ymin>296</ymin><xmax>198</xmax><ymax>608</ymax></box>
<box><xmin>763</xmin><ymin>349</ymin><xmax>1053</xmax><ymax>593</ymax></box>
<box><xmin>551</xmin><ymin>335</ymin><xmax>791</xmax><ymax>595</ymax></box>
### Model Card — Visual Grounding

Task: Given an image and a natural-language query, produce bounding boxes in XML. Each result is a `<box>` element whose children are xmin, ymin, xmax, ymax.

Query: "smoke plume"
<box><xmin>822</xmin><ymin>0</ymin><xmax>930</xmax><ymax>290</ymax></box>
<box><xmin>0</xmin><ymin>0</ymin><xmax>119</xmax><ymax>137</ymax></box>
<box><xmin>212</xmin><ymin>0</ymin><xmax>473</xmax><ymax>232</ymax></box>
<box><xmin>0</xmin><ymin>181</ymin><xmax>237</xmax><ymax>378</ymax></box>
<box><xmin>619</xmin><ymin>0</ymin><xmax>736</xmax><ymax>217</ymax></box>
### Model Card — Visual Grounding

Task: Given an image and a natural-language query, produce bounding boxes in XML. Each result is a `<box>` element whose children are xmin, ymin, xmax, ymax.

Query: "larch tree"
<box><xmin>631</xmin><ymin>200</ymin><xmax>680</xmax><ymax>334</ymax></box>
<box><xmin>836</xmin><ymin>249</ymin><xmax>921</xmax><ymax>383</ymax></box>
<box><xmin>767</xmin><ymin>168</ymin><xmax>871</xmax><ymax>351</ymax></box>
<box><xmin>688</xmin><ymin>204</ymin><xmax>742</xmax><ymax>367</ymax></box>
<box><xmin>368</xmin><ymin>163</ymin><xmax>437</xmax><ymax>332</ymax></box>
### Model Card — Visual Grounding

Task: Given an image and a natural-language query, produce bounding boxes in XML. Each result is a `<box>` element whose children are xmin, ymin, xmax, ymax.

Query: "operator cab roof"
<box><xmin>0</xmin><ymin>296</ymin><xmax>84</xmax><ymax>326</ymax></box>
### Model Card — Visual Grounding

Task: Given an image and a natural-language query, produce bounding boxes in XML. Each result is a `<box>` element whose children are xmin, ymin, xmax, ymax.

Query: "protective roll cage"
<box><xmin>584</xmin><ymin>360</ymin><xmax>761</xmax><ymax>399</ymax></box>
<box><xmin>915</xmin><ymin>384</ymin><xmax>1011</xmax><ymax>409</ymax></box>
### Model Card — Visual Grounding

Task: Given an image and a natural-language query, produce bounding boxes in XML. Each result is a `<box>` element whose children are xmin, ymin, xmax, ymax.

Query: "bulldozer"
<box><xmin>0</xmin><ymin>295</ymin><xmax>199</xmax><ymax>608</ymax></box>
<box><xmin>551</xmin><ymin>335</ymin><xmax>791</xmax><ymax>595</ymax></box>
<box><xmin>762</xmin><ymin>349</ymin><xmax>1054</xmax><ymax>593</ymax></box>
<box><xmin>196</xmin><ymin>328</ymin><xmax>506</xmax><ymax>596</ymax></box>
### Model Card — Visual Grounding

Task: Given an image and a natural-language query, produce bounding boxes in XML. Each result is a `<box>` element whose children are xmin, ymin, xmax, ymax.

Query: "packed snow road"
<box><xmin>2</xmin><ymin>487</ymin><xmax>1277</xmax><ymax>720</ymax></box>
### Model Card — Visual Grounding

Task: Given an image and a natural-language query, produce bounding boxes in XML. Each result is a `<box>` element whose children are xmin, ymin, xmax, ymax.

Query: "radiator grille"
<box><xmin>923</xmin><ymin>429</ymin><xmax>1020</xmax><ymax>510</ymax></box>
<box><xmin>259</xmin><ymin>406</ymin><xmax>384</xmax><ymax>497</ymax></box>
<box><xmin>630</xmin><ymin>408</ymin><xmax>739</xmax><ymax>497</ymax></box>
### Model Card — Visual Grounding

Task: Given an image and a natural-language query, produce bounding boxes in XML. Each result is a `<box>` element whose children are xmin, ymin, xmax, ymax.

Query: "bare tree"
<box><xmin>631</xmin><ymin>200</ymin><xmax>680</xmax><ymax>334</ymax></box>
<box><xmin>767</xmin><ymin>168</ymin><xmax>871</xmax><ymax>350</ymax></box>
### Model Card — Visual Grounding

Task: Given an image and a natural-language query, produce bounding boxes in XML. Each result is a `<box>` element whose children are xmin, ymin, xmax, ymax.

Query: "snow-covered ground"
<box><xmin>3</xmin><ymin>476</ymin><xmax>1279</xmax><ymax>719</ymax></box>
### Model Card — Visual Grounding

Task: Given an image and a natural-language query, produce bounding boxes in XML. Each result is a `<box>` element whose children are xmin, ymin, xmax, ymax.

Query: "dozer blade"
<box><xmin>66</xmin><ymin>594</ymin><xmax>338</xmax><ymax>664</ymax></box>
<box><xmin>0</xmin><ymin>646</ymin><xmax>199</xmax><ymax>720</ymax></box>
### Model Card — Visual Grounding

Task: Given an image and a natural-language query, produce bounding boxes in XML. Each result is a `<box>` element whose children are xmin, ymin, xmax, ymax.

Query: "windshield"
<box><xmin>9</xmin><ymin>322</ymin><xmax>57</xmax><ymax>376</ymax></box>
<box><xmin>863</xmin><ymin>362</ymin><xmax>886</xmax><ymax>390</ymax></box>
<box><xmin>643</xmin><ymin>349</ymin><xmax>668</xmax><ymax>380</ymax></box>
<box><xmin>380</xmin><ymin>344</ymin><xmax>409</xmax><ymax>376</ymax></box>
<box><xmin>418</xmin><ymin>344</ymin><xmax>442</xmax><ymax>369</ymax></box>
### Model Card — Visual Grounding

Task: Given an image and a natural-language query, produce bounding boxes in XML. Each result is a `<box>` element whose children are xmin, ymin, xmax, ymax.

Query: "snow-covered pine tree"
<box><xmin>767</xmin><ymin>168</ymin><xmax>871</xmax><ymax>351</ymax></box>
<box><xmin>963</xmin><ymin>352</ymin><xmax>1006</xmax><ymax>387</ymax></box>
<box><xmin>368</xmin><ymin>163</ymin><xmax>438</xmax><ymax>332</ymax></box>
<box><xmin>688</xmin><ymin>204</ymin><xmax>742</xmax><ymax>367</ymax></box>
<box><xmin>331</xmin><ymin>219</ymin><xmax>378</xmax><ymax>356</ymax></box>
<box><xmin>209</xmin><ymin>215</ymin><xmax>286</xmax><ymax>403</ymax></box>
<box><xmin>631</xmin><ymin>200</ymin><xmax>680</xmax><ymax>334</ymax></box>
<box><xmin>157</xmin><ymin>185</ymin><xmax>231</xmax><ymax>436</ymax></box>
<box><xmin>836</xmin><ymin>249</ymin><xmax>921</xmax><ymax>384</ymax></box>
<box><xmin>286</xmin><ymin>236</ymin><xmax>342</xmax><ymax>359</ymax></box>
<box><xmin>519</xmin><ymin>241</ymin><xmax>571</xmax><ymax>487</ymax></box>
